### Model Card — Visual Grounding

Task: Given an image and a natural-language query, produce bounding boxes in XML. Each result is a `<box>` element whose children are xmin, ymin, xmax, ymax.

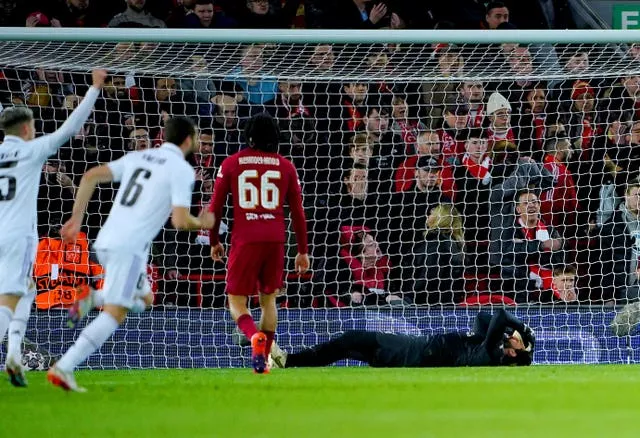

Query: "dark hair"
<box><xmin>342</xmin><ymin>161</ymin><xmax>368</xmax><ymax>181</ymax></box>
<box><xmin>553</xmin><ymin>264</ymin><xmax>577</xmax><ymax>277</ymax></box>
<box><xmin>0</xmin><ymin>106</ymin><xmax>34</xmax><ymax>133</ymax></box>
<box><xmin>486</xmin><ymin>1</ymin><xmax>507</xmax><ymax>14</ymax></box>
<box><xmin>195</xmin><ymin>0</ymin><xmax>214</xmax><ymax>5</ymax></box>
<box><xmin>244</xmin><ymin>112</ymin><xmax>280</xmax><ymax>152</ymax></box>
<box><xmin>514</xmin><ymin>187</ymin><xmax>539</xmax><ymax>204</ymax></box>
<box><xmin>164</xmin><ymin>116</ymin><xmax>197</xmax><ymax>146</ymax></box>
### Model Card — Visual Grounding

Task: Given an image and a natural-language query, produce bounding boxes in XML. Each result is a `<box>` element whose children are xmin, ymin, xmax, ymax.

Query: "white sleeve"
<box><xmin>107</xmin><ymin>156</ymin><xmax>127</xmax><ymax>183</ymax></box>
<box><xmin>171</xmin><ymin>165</ymin><xmax>195</xmax><ymax>208</ymax></box>
<box><xmin>35</xmin><ymin>86</ymin><xmax>100</xmax><ymax>160</ymax></box>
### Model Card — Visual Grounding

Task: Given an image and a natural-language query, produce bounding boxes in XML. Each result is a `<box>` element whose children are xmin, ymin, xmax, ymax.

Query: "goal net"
<box><xmin>1</xmin><ymin>30</ymin><xmax>639</xmax><ymax>368</ymax></box>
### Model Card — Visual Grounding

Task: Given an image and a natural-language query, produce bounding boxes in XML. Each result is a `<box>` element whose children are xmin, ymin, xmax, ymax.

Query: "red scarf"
<box><xmin>488</xmin><ymin>126</ymin><xmax>515</xmax><ymax>143</ymax></box>
<box><xmin>468</xmin><ymin>104</ymin><xmax>484</xmax><ymax>128</ymax></box>
<box><xmin>396</xmin><ymin>120</ymin><xmax>421</xmax><ymax>154</ymax></box>
<box><xmin>344</xmin><ymin>100</ymin><xmax>363</xmax><ymax>132</ymax></box>
<box><xmin>580</xmin><ymin>118</ymin><xmax>593</xmax><ymax>155</ymax></box>
<box><xmin>519</xmin><ymin>218</ymin><xmax>558</xmax><ymax>298</ymax></box>
<box><xmin>533</xmin><ymin>115</ymin><xmax>546</xmax><ymax>150</ymax></box>
<box><xmin>462</xmin><ymin>154</ymin><xmax>492</xmax><ymax>185</ymax></box>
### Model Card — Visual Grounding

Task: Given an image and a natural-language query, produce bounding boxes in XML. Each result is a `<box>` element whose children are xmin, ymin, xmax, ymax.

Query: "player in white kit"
<box><xmin>47</xmin><ymin>116</ymin><xmax>214</xmax><ymax>392</ymax></box>
<box><xmin>0</xmin><ymin>70</ymin><xmax>106</xmax><ymax>387</ymax></box>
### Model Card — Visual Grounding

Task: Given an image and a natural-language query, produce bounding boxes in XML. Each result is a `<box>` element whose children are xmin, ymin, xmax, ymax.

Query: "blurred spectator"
<box><xmin>539</xmin><ymin>138</ymin><xmax>579</xmax><ymax>236</ymax></box>
<box><xmin>602</xmin><ymin>75</ymin><xmax>640</xmax><ymax>123</ymax></box>
<box><xmin>394</xmin><ymin>129</ymin><xmax>443</xmax><ymax>193</ymax></box>
<box><xmin>486</xmin><ymin>92</ymin><xmax>515</xmax><ymax>144</ymax></box>
<box><xmin>229</xmin><ymin>0</ymin><xmax>301</xmax><ymax>28</ymax></box>
<box><xmin>483</xmin><ymin>1</ymin><xmax>509</xmax><ymax>29</ymax></box>
<box><xmin>438</xmin><ymin>103</ymin><xmax>469</xmax><ymax>161</ymax></box>
<box><xmin>406</xmin><ymin>204</ymin><xmax>465</xmax><ymax>305</ymax></box>
<box><xmin>489</xmin><ymin>189</ymin><xmax>564</xmax><ymax>299</ymax></box>
<box><xmin>319</xmin><ymin>0</ymin><xmax>391</xmax><ymax>29</ymax></box>
<box><xmin>591</xmin><ymin>179</ymin><xmax>640</xmax><ymax>302</ymax></box>
<box><xmin>127</xmin><ymin>127</ymin><xmax>151</xmax><ymax>151</ymax></box>
<box><xmin>388</xmin><ymin>156</ymin><xmax>449</xmax><ymax>268</ymax></box>
<box><xmin>179</xmin><ymin>56</ymin><xmax>217</xmax><ymax>115</ymax></box>
<box><xmin>21</xmin><ymin>0</ymin><xmax>104</xmax><ymax>27</ymax></box>
<box><xmin>222</xmin><ymin>44</ymin><xmax>278</xmax><ymax>117</ymax></box>
<box><xmin>458</xmin><ymin>81</ymin><xmax>485</xmax><ymax>128</ymax></box>
<box><xmin>108</xmin><ymin>0</ymin><xmax>166</xmax><ymax>28</ymax></box>
<box><xmin>308</xmin><ymin>44</ymin><xmax>336</xmax><ymax>72</ymax></box>
<box><xmin>210</xmin><ymin>94</ymin><xmax>242</xmax><ymax>164</ymax></box>
<box><xmin>182</xmin><ymin>0</ymin><xmax>234</xmax><ymax>28</ymax></box>
<box><xmin>420</xmin><ymin>45</ymin><xmax>464</xmax><ymax>127</ymax></box>
<box><xmin>347</xmin><ymin>133</ymin><xmax>372</xmax><ymax>166</ymax></box>
<box><xmin>165</xmin><ymin>0</ymin><xmax>195</xmax><ymax>27</ymax></box>
<box><xmin>453</xmin><ymin>128</ymin><xmax>493</xmax><ymax>245</ymax></box>
<box><xmin>194</xmin><ymin>129</ymin><xmax>214</xmax><ymax>169</ymax></box>
<box><xmin>390</xmin><ymin>94</ymin><xmax>426</xmax><ymax>155</ymax></box>
<box><xmin>512</xmin><ymin>82</ymin><xmax>550</xmax><ymax>159</ymax></box>
<box><xmin>537</xmin><ymin>265</ymin><xmax>578</xmax><ymax>303</ymax></box>
<box><xmin>335</xmin><ymin>225</ymin><xmax>405</xmax><ymax>306</ymax></box>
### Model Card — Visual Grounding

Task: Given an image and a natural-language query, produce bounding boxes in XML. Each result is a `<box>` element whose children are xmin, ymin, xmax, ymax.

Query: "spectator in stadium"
<box><xmin>485</xmin><ymin>92</ymin><xmax>515</xmax><ymax>144</ymax></box>
<box><xmin>347</xmin><ymin>133</ymin><xmax>373</xmax><ymax>167</ymax></box>
<box><xmin>489</xmin><ymin>189</ymin><xmax>565</xmax><ymax>299</ymax></box>
<box><xmin>337</xmin><ymin>81</ymin><xmax>369</xmax><ymax>142</ymax></box>
<box><xmin>605</xmin><ymin>118</ymin><xmax>640</xmax><ymax>183</ymax></box>
<box><xmin>538</xmin><ymin>138</ymin><xmax>579</xmax><ymax>236</ymax></box>
<box><xmin>228</xmin><ymin>0</ymin><xmax>302</xmax><ymax>29</ymax></box>
<box><xmin>537</xmin><ymin>265</ymin><xmax>578</xmax><ymax>303</ymax></box>
<box><xmin>438</xmin><ymin>103</ymin><xmax>469</xmax><ymax>160</ymax></box>
<box><xmin>181</xmin><ymin>0</ymin><xmax>234</xmax><ymax>28</ymax></box>
<box><xmin>483</xmin><ymin>1</ymin><xmax>509</xmax><ymax>29</ymax></box>
<box><xmin>222</xmin><ymin>44</ymin><xmax>278</xmax><ymax>117</ymax></box>
<box><xmin>401</xmin><ymin>203</ymin><xmax>464</xmax><ymax>305</ymax></box>
<box><xmin>453</xmin><ymin>128</ymin><xmax>493</xmax><ymax>245</ymax></box>
<box><xmin>144</xmin><ymin>77</ymin><xmax>186</xmax><ymax>145</ymax></box>
<box><xmin>390</xmin><ymin>94</ymin><xmax>425</xmax><ymax>155</ymax></box>
<box><xmin>273</xmin><ymin>80</ymin><xmax>317</xmax><ymax>156</ymax></box>
<box><xmin>210</xmin><ymin>94</ymin><xmax>242</xmax><ymax>164</ymax></box>
<box><xmin>194</xmin><ymin>129</ymin><xmax>214</xmax><ymax>170</ymax></box>
<box><xmin>458</xmin><ymin>81</ymin><xmax>485</xmax><ymax>128</ymax></box>
<box><xmin>178</xmin><ymin>56</ymin><xmax>217</xmax><ymax>115</ymax></box>
<box><xmin>20</xmin><ymin>0</ymin><xmax>105</xmax><ymax>27</ymax></box>
<box><xmin>394</xmin><ymin>129</ymin><xmax>441</xmax><ymax>193</ymax></box>
<box><xmin>37</xmin><ymin>160</ymin><xmax>77</xmax><ymax>235</ymax></box>
<box><xmin>165</xmin><ymin>0</ymin><xmax>195</xmax><ymax>27</ymax></box>
<box><xmin>335</xmin><ymin>225</ymin><xmax>405</xmax><ymax>307</ymax></box>
<box><xmin>387</xmin><ymin>156</ymin><xmax>449</xmax><ymax>269</ymax></box>
<box><xmin>319</xmin><ymin>0</ymin><xmax>392</xmax><ymax>29</ymax></box>
<box><xmin>308</xmin><ymin>44</ymin><xmax>336</xmax><ymax>72</ymax></box>
<box><xmin>602</xmin><ymin>75</ymin><xmax>640</xmax><ymax>123</ymax></box>
<box><xmin>127</xmin><ymin>127</ymin><xmax>151</xmax><ymax>151</ymax></box>
<box><xmin>591</xmin><ymin>179</ymin><xmax>640</xmax><ymax>304</ymax></box>
<box><xmin>566</xmin><ymin>80</ymin><xmax>598</xmax><ymax>157</ymax></box>
<box><xmin>362</xmin><ymin>100</ymin><xmax>405</xmax><ymax>198</ymax></box>
<box><xmin>108</xmin><ymin>0</ymin><xmax>166</xmax><ymax>28</ymax></box>
<box><xmin>512</xmin><ymin>82</ymin><xmax>550</xmax><ymax>159</ymax></box>
<box><xmin>420</xmin><ymin>45</ymin><xmax>464</xmax><ymax>127</ymax></box>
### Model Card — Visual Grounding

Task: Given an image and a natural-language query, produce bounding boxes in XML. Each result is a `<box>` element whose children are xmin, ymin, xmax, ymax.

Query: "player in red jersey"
<box><xmin>208</xmin><ymin>112</ymin><xmax>310</xmax><ymax>374</ymax></box>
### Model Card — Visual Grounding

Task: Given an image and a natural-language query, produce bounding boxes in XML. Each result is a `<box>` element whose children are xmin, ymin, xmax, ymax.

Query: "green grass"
<box><xmin>0</xmin><ymin>366</ymin><xmax>637</xmax><ymax>438</ymax></box>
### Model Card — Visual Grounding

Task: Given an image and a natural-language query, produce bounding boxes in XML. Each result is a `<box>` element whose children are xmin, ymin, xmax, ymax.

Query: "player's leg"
<box><xmin>5</xmin><ymin>283</ymin><xmax>36</xmax><ymax>387</ymax></box>
<box><xmin>49</xmin><ymin>250</ymin><xmax>143</xmax><ymax>391</ymax></box>
<box><xmin>0</xmin><ymin>236</ymin><xmax>37</xmax><ymax>387</ymax></box>
<box><xmin>257</xmin><ymin>242</ymin><xmax>285</xmax><ymax>359</ymax></box>
<box><xmin>282</xmin><ymin>330</ymin><xmax>381</xmax><ymax>367</ymax></box>
<box><xmin>68</xmin><ymin>284</ymin><xmax>150</xmax><ymax>328</ymax></box>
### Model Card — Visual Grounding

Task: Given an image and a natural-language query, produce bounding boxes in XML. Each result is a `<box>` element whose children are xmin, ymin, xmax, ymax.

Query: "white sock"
<box><xmin>0</xmin><ymin>305</ymin><xmax>13</xmax><ymax>345</ymax></box>
<box><xmin>7</xmin><ymin>289</ymin><xmax>36</xmax><ymax>359</ymax></box>
<box><xmin>91</xmin><ymin>289</ymin><xmax>104</xmax><ymax>307</ymax></box>
<box><xmin>56</xmin><ymin>312</ymin><xmax>119</xmax><ymax>372</ymax></box>
<box><xmin>130</xmin><ymin>298</ymin><xmax>147</xmax><ymax>314</ymax></box>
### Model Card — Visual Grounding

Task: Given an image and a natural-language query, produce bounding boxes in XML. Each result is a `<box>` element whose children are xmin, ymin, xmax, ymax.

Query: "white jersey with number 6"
<box><xmin>0</xmin><ymin>87</ymin><xmax>100</xmax><ymax>243</ymax></box>
<box><xmin>94</xmin><ymin>142</ymin><xmax>195</xmax><ymax>253</ymax></box>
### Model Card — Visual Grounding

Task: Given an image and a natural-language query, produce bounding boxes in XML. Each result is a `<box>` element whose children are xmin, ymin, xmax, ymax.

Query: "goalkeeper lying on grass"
<box><xmin>269</xmin><ymin>309</ymin><xmax>534</xmax><ymax>368</ymax></box>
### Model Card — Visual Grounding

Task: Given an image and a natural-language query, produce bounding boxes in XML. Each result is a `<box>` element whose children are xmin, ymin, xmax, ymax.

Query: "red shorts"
<box><xmin>226</xmin><ymin>242</ymin><xmax>285</xmax><ymax>296</ymax></box>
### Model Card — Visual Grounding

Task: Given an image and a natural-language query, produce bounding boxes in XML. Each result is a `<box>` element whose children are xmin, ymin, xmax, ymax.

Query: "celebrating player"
<box><xmin>269</xmin><ymin>309</ymin><xmax>535</xmax><ymax>368</ymax></box>
<box><xmin>208</xmin><ymin>112</ymin><xmax>310</xmax><ymax>374</ymax></box>
<box><xmin>47</xmin><ymin>117</ymin><xmax>214</xmax><ymax>392</ymax></box>
<box><xmin>0</xmin><ymin>69</ymin><xmax>105</xmax><ymax>387</ymax></box>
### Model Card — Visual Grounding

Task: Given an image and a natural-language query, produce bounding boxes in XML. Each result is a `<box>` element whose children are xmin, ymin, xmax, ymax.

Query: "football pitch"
<box><xmin>1</xmin><ymin>365</ymin><xmax>637</xmax><ymax>438</ymax></box>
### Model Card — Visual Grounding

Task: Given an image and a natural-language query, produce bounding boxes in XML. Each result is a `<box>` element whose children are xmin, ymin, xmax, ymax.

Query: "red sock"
<box><xmin>237</xmin><ymin>314</ymin><xmax>258</xmax><ymax>340</ymax></box>
<box><xmin>263</xmin><ymin>331</ymin><xmax>275</xmax><ymax>357</ymax></box>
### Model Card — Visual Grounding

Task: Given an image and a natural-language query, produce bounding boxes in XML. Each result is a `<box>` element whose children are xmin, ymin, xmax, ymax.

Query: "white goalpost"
<box><xmin>1</xmin><ymin>27</ymin><xmax>639</xmax><ymax>369</ymax></box>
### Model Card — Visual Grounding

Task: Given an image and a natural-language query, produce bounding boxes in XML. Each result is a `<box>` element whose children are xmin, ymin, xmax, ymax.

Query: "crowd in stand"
<box><xmin>1</xmin><ymin>0</ymin><xmax>639</xmax><ymax>309</ymax></box>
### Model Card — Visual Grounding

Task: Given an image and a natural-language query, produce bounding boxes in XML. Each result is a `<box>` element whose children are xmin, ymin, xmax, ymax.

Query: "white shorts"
<box><xmin>96</xmin><ymin>249</ymin><xmax>151</xmax><ymax>309</ymax></box>
<box><xmin>0</xmin><ymin>237</ymin><xmax>37</xmax><ymax>296</ymax></box>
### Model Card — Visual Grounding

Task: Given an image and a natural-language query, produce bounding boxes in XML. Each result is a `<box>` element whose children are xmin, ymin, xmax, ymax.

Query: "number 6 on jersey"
<box><xmin>238</xmin><ymin>170</ymin><xmax>281</xmax><ymax>210</ymax></box>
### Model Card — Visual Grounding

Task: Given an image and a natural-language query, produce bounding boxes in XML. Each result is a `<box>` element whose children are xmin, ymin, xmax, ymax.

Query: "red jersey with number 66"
<box><xmin>208</xmin><ymin>148</ymin><xmax>308</xmax><ymax>254</ymax></box>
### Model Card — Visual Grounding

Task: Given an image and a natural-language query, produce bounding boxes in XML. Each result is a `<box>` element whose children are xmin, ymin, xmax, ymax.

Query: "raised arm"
<box><xmin>481</xmin><ymin>308</ymin><xmax>527</xmax><ymax>353</ymax></box>
<box><xmin>40</xmin><ymin>70</ymin><xmax>106</xmax><ymax>157</ymax></box>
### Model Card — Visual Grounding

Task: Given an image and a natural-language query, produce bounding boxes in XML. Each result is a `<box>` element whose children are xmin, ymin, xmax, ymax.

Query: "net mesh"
<box><xmin>2</xmin><ymin>39</ymin><xmax>640</xmax><ymax>368</ymax></box>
